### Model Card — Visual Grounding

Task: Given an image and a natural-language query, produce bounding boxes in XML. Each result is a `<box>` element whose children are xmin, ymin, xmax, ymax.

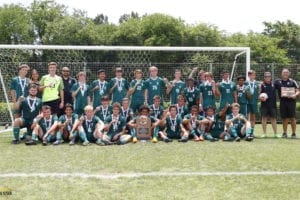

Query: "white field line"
<box><xmin>0</xmin><ymin>171</ymin><xmax>299</xmax><ymax>179</ymax></box>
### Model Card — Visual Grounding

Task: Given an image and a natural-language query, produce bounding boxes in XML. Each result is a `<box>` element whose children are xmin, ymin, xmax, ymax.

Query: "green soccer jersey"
<box><xmin>58</xmin><ymin>113</ymin><xmax>79</xmax><ymax>131</ymax></box>
<box><xmin>20</xmin><ymin>97</ymin><xmax>42</xmax><ymax>120</ymax></box>
<box><xmin>82</xmin><ymin>115</ymin><xmax>102</xmax><ymax>134</ymax></box>
<box><xmin>144</xmin><ymin>77</ymin><xmax>166</xmax><ymax>104</ymax></box>
<box><xmin>39</xmin><ymin>115</ymin><xmax>58</xmax><ymax>133</ymax></box>
<box><xmin>245</xmin><ymin>80</ymin><xmax>259</xmax><ymax>105</ymax></box>
<box><xmin>120</xmin><ymin>107</ymin><xmax>134</xmax><ymax>123</ymax></box>
<box><xmin>183</xmin><ymin>87</ymin><xmax>200</xmax><ymax>109</ymax></box>
<box><xmin>219</xmin><ymin>81</ymin><xmax>236</xmax><ymax>109</ymax></box>
<box><xmin>71</xmin><ymin>83</ymin><xmax>90</xmax><ymax>115</ymax></box>
<box><xmin>169</xmin><ymin>80</ymin><xmax>186</xmax><ymax>104</ymax></box>
<box><xmin>149</xmin><ymin>104</ymin><xmax>165</xmax><ymax>120</ymax></box>
<box><xmin>105</xmin><ymin>115</ymin><xmax>126</xmax><ymax>137</ymax></box>
<box><xmin>176</xmin><ymin>104</ymin><xmax>189</xmax><ymax>118</ymax></box>
<box><xmin>237</xmin><ymin>85</ymin><xmax>250</xmax><ymax>105</ymax></box>
<box><xmin>10</xmin><ymin>77</ymin><xmax>30</xmax><ymax>100</ymax></box>
<box><xmin>226</xmin><ymin>113</ymin><xmax>246</xmax><ymax>134</ymax></box>
<box><xmin>94</xmin><ymin>105</ymin><xmax>113</xmax><ymax>121</ymax></box>
<box><xmin>109</xmin><ymin>78</ymin><xmax>129</xmax><ymax>103</ymax></box>
<box><xmin>199</xmin><ymin>82</ymin><xmax>216</xmax><ymax>109</ymax></box>
<box><xmin>40</xmin><ymin>74</ymin><xmax>64</xmax><ymax>102</ymax></box>
<box><xmin>165</xmin><ymin>115</ymin><xmax>182</xmax><ymax>137</ymax></box>
<box><xmin>130</xmin><ymin>79</ymin><xmax>146</xmax><ymax>103</ymax></box>
<box><xmin>184</xmin><ymin>113</ymin><xmax>204</xmax><ymax>129</ymax></box>
<box><xmin>208</xmin><ymin>114</ymin><xmax>225</xmax><ymax>138</ymax></box>
<box><xmin>90</xmin><ymin>80</ymin><xmax>109</xmax><ymax>108</ymax></box>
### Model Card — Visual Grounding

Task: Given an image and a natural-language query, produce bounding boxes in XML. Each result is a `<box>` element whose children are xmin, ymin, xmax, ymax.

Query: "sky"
<box><xmin>1</xmin><ymin>0</ymin><xmax>299</xmax><ymax>34</ymax></box>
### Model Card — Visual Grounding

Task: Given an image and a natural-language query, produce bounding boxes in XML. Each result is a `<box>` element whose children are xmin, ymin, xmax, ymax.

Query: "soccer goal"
<box><xmin>0</xmin><ymin>45</ymin><xmax>250</xmax><ymax>127</ymax></box>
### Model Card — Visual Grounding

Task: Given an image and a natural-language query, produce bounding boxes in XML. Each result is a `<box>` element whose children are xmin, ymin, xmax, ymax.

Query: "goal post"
<box><xmin>0</xmin><ymin>45</ymin><xmax>250</xmax><ymax>127</ymax></box>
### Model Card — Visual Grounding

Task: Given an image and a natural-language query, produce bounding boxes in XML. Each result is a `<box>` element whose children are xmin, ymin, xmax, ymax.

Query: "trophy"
<box><xmin>136</xmin><ymin>115</ymin><xmax>152</xmax><ymax>140</ymax></box>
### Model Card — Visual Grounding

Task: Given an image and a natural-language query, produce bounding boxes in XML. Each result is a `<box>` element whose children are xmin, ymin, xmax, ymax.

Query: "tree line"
<box><xmin>0</xmin><ymin>0</ymin><xmax>299</xmax><ymax>64</ymax></box>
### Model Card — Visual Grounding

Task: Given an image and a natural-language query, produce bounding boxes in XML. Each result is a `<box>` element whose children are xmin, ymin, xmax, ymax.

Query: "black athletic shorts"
<box><xmin>43</xmin><ymin>99</ymin><xmax>60</xmax><ymax>115</ymax></box>
<box><xmin>260</xmin><ymin>106</ymin><xmax>277</xmax><ymax>118</ymax></box>
<box><xmin>280</xmin><ymin>100</ymin><xmax>296</xmax><ymax>119</ymax></box>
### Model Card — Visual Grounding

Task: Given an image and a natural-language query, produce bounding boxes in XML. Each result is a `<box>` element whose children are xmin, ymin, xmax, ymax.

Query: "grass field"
<box><xmin>0</xmin><ymin>125</ymin><xmax>299</xmax><ymax>200</ymax></box>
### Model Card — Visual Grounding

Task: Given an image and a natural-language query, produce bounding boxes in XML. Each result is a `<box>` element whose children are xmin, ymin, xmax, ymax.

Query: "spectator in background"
<box><xmin>260</xmin><ymin>72</ymin><xmax>279</xmax><ymax>138</ymax></box>
<box><xmin>274</xmin><ymin>68</ymin><xmax>299</xmax><ymax>139</ymax></box>
<box><xmin>61</xmin><ymin>66</ymin><xmax>76</xmax><ymax>106</ymax></box>
<box><xmin>30</xmin><ymin>69</ymin><xmax>42</xmax><ymax>98</ymax></box>
<box><xmin>39</xmin><ymin>62</ymin><xmax>64</xmax><ymax>116</ymax></box>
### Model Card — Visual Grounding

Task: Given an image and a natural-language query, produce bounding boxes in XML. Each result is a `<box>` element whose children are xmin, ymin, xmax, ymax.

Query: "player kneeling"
<box><xmin>26</xmin><ymin>105</ymin><xmax>59</xmax><ymax>145</ymax></box>
<box><xmin>77</xmin><ymin>105</ymin><xmax>105</xmax><ymax>146</ymax></box>
<box><xmin>101</xmin><ymin>103</ymin><xmax>131</xmax><ymax>145</ymax></box>
<box><xmin>158</xmin><ymin>105</ymin><xmax>189</xmax><ymax>143</ymax></box>
<box><xmin>225</xmin><ymin>103</ymin><xmax>253</xmax><ymax>142</ymax></box>
<box><xmin>57</xmin><ymin>103</ymin><xmax>80</xmax><ymax>145</ymax></box>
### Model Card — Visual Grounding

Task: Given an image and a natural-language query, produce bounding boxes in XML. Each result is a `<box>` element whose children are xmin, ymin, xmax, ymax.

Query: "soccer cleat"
<box><xmin>132</xmin><ymin>137</ymin><xmax>138</xmax><ymax>143</ymax></box>
<box><xmin>260</xmin><ymin>134</ymin><xmax>266</xmax><ymax>138</ymax></box>
<box><xmin>178</xmin><ymin>138</ymin><xmax>188</xmax><ymax>143</ymax></box>
<box><xmin>82</xmin><ymin>141</ymin><xmax>90</xmax><ymax>146</ymax></box>
<box><xmin>53</xmin><ymin>140</ymin><xmax>62</xmax><ymax>145</ymax></box>
<box><xmin>163</xmin><ymin>138</ymin><xmax>173</xmax><ymax>143</ymax></box>
<box><xmin>274</xmin><ymin>134</ymin><xmax>281</xmax><ymax>138</ymax></box>
<box><xmin>69</xmin><ymin>140</ymin><xmax>75</xmax><ymax>145</ymax></box>
<box><xmin>210</xmin><ymin>138</ymin><xmax>219</xmax><ymax>142</ymax></box>
<box><xmin>25</xmin><ymin>140</ymin><xmax>37</xmax><ymax>145</ymax></box>
<box><xmin>12</xmin><ymin>139</ymin><xmax>20</xmax><ymax>145</ymax></box>
<box><xmin>235</xmin><ymin>136</ymin><xmax>241</xmax><ymax>142</ymax></box>
<box><xmin>245</xmin><ymin>136</ymin><xmax>253</xmax><ymax>142</ymax></box>
<box><xmin>152</xmin><ymin>137</ymin><xmax>158</xmax><ymax>143</ymax></box>
<box><xmin>291</xmin><ymin>133</ymin><xmax>296</xmax><ymax>139</ymax></box>
<box><xmin>281</xmin><ymin>133</ymin><xmax>287</xmax><ymax>138</ymax></box>
<box><xmin>96</xmin><ymin>139</ymin><xmax>105</xmax><ymax>146</ymax></box>
<box><xmin>42</xmin><ymin>140</ymin><xmax>48</xmax><ymax>146</ymax></box>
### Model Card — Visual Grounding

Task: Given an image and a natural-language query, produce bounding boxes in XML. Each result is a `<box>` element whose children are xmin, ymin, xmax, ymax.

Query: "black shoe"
<box><xmin>291</xmin><ymin>133</ymin><xmax>296</xmax><ymax>139</ymax></box>
<box><xmin>25</xmin><ymin>140</ymin><xmax>36</xmax><ymax>145</ymax></box>
<box><xmin>235</xmin><ymin>137</ymin><xmax>241</xmax><ymax>142</ymax></box>
<box><xmin>42</xmin><ymin>141</ymin><xmax>47</xmax><ymax>146</ymax></box>
<box><xmin>282</xmin><ymin>133</ymin><xmax>287</xmax><ymax>138</ymax></box>
<box><xmin>12</xmin><ymin>140</ymin><xmax>20</xmax><ymax>144</ymax></box>
<box><xmin>210</xmin><ymin>138</ymin><xmax>219</xmax><ymax>142</ymax></box>
<box><xmin>178</xmin><ymin>138</ymin><xmax>188</xmax><ymax>143</ymax></box>
<box><xmin>245</xmin><ymin>136</ymin><xmax>253</xmax><ymax>142</ymax></box>
<box><xmin>116</xmin><ymin>140</ymin><xmax>124</xmax><ymax>145</ymax></box>
<box><xmin>163</xmin><ymin>138</ymin><xmax>173</xmax><ymax>143</ymax></box>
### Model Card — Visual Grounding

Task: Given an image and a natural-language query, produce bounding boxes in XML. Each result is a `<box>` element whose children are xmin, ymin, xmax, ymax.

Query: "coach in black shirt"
<box><xmin>59</xmin><ymin>66</ymin><xmax>76</xmax><ymax>116</ymax></box>
<box><xmin>274</xmin><ymin>69</ymin><xmax>299</xmax><ymax>139</ymax></box>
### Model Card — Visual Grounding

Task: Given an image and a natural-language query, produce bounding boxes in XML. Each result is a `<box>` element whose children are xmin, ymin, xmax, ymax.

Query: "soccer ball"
<box><xmin>259</xmin><ymin>93</ymin><xmax>268</xmax><ymax>101</ymax></box>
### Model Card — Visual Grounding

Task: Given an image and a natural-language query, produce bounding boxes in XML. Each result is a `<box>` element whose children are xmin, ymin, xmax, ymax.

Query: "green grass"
<box><xmin>0</xmin><ymin>125</ymin><xmax>299</xmax><ymax>199</ymax></box>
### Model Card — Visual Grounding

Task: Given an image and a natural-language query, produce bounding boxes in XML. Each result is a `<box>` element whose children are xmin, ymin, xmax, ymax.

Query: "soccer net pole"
<box><xmin>230</xmin><ymin>49</ymin><xmax>250</xmax><ymax>81</ymax></box>
<box><xmin>0</xmin><ymin>69</ymin><xmax>14</xmax><ymax>126</ymax></box>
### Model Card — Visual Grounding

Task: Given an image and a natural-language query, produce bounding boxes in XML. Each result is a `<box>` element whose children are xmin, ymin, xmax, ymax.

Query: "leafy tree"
<box><xmin>263</xmin><ymin>20</ymin><xmax>300</xmax><ymax>62</ymax></box>
<box><xmin>30</xmin><ymin>0</ymin><xmax>67</xmax><ymax>43</ymax></box>
<box><xmin>140</xmin><ymin>13</ymin><xmax>185</xmax><ymax>46</ymax></box>
<box><xmin>94</xmin><ymin>14</ymin><xmax>109</xmax><ymax>25</ymax></box>
<box><xmin>113</xmin><ymin>18</ymin><xmax>143</xmax><ymax>45</ymax></box>
<box><xmin>119</xmin><ymin>11</ymin><xmax>139</xmax><ymax>23</ymax></box>
<box><xmin>0</xmin><ymin>4</ymin><xmax>34</xmax><ymax>44</ymax></box>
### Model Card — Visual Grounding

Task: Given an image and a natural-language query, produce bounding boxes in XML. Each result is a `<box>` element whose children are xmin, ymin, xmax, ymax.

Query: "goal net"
<box><xmin>0</xmin><ymin>45</ymin><xmax>250</xmax><ymax>127</ymax></box>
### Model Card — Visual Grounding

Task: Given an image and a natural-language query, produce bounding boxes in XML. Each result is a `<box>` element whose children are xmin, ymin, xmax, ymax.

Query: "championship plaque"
<box><xmin>281</xmin><ymin>87</ymin><xmax>295</xmax><ymax>98</ymax></box>
<box><xmin>136</xmin><ymin>115</ymin><xmax>152</xmax><ymax>140</ymax></box>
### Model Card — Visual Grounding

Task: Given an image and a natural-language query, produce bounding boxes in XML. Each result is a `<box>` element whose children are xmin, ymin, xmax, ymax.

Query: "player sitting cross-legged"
<box><xmin>128</xmin><ymin>105</ymin><xmax>160</xmax><ymax>143</ymax></box>
<box><xmin>56</xmin><ymin>103</ymin><xmax>81</xmax><ymax>145</ymax></box>
<box><xmin>225</xmin><ymin>103</ymin><xmax>254</xmax><ymax>142</ymax></box>
<box><xmin>158</xmin><ymin>105</ymin><xmax>189</xmax><ymax>143</ymax></box>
